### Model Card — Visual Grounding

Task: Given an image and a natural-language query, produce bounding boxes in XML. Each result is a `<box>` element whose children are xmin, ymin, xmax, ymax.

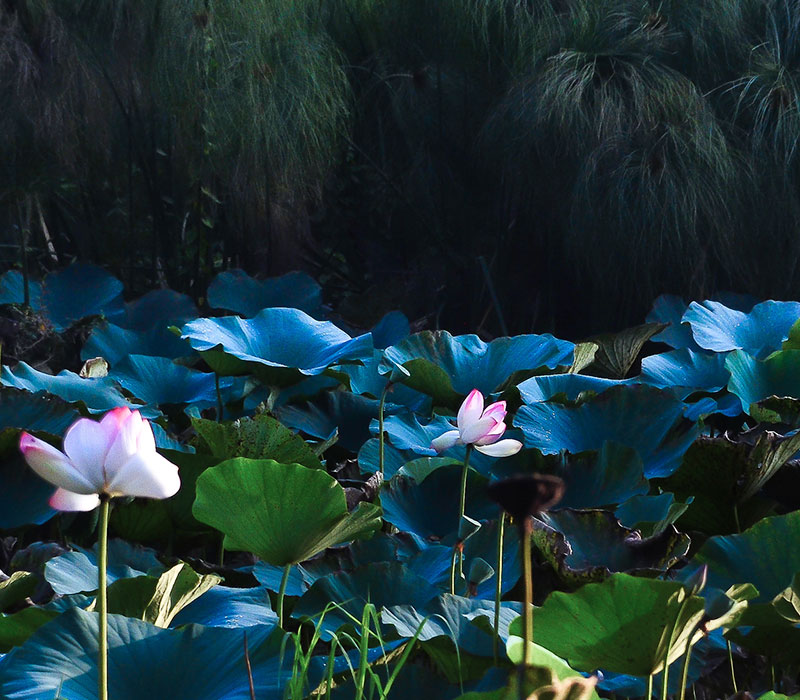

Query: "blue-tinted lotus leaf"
<box><xmin>683</xmin><ymin>511</ymin><xmax>800</xmax><ymax>603</ymax></box>
<box><xmin>407</xmin><ymin>519</ymin><xmax>521</xmax><ymax>597</ymax></box>
<box><xmin>615</xmin><ymin>493</ymin><xmax>691</xmax><ymax>537</ymax></box>
<box><xmin>0</xmin><ymin>270</ymin><xmax>42</xmax><ymax>308</ymax></box>
<box><xmin>44</xmin><ymin>540</ymin><xmax>163</xmax><ymax>595</ymax></box>
<box><xmin>639</xmin><ymin>349</ymin><xmax>730</xmax><ymax>399</ymax></box>
<box><xmin>110</xmin><ymin>354</ymin><xmax>230</xmax><ymax>409</ymax></box>
<box><xmin>207</xmin><ymin>269</ymin><xmax>324</xmax><ymax>318</ymax></box>
<box><xmin>192</xmin><ymin>414</ymin><xmax>322</xmax><ymax>470</ymax></box>
<box><xmin>380</xmin><ymin>467</ymin><xmax>497</xmax><ymax>542</ymax></box>
<box><xmin>40</xmin><ymin>263</ymin><xmax>125</xmax><ymax>331</ymax></box>
<box><xmin>532</xmin><ymin>510</ymin><xmax>689</xmax><ymax>585</ymax></box>
<box><xmin>517</xmin><ymin>374</ymin><xmax>631</xmax><ymax>404</ymax></box>
<box><xmin>292</xmin><ymin>562</ymin><xmax>439</xmax><ymax>639</ymax></box>
<box><xmin>193</xmin><ymin>458</ymin><xmax>382</xmax><ymax>566</ymax></box>
<box><xmin>170</xmin><ymin>584</ymin><xmax>278</xmax><ymax>628</ymax></box>
<box><xmin>655</xmin><ymin>432</ymin><xmax>800</xmax><ymax>535</ymax></box>
<box><xmin>369</xmin><ymin>310</ymin><xmax>410</xmax><ymax>349</ymax></box>
<box><xmin>0</xmin><ymin>387</ymin><xmax>78</xmax><ymax>434</ymax></box>
<box><xmin>357</xmin><ymin>438</ymin><xmax>407</xmax><ymax>478</ymax></box>
<box><xmin>181</xmin><ymin>308</ymin><xmax>373</xmax><ymax>384</ymax></box>
<box><xmin>0</xmin><ymin>454</ymin><xmax>54</xmax><ymax>529</ymax></box>
<box><xmin>333</xmin><ymin>350</ymin><xmax>429</xmax><ymax>409</ymax></box>
<box><xmin>683</xmin><ymin>393</ymin><xmax>743</xmax><ymax>420</ymax></box>
<box><xmin>531</xmin><ymin>573</ymin><xmax>705</xmax><ymax>676</ymax></box>
<box><xmin>514</xmin><ymin>385</ymin><xmax>698</xmax><ymax>478</ymax></box>
<box><xmin>274</xmin><ymin>391</ymin><xmax>385</xmax><ymax>453</ymax></box>
<box><xmin>372</xmin><ymin>412</ymin><xmax>499</xmax><ymax>477</ymax></box>
<box><xmin>383</xmin><ymin>594</ymin><xmax>522</xmax><ymax>658</ymax></box>
<box><xmin>382</xmin><ymin>331</ymin><xmax>574</xmax><ymax>408</ymax></box>
<box><xmin>683</xmin><ymin>300</ymin><xmax>800</xmax><ymax>359</ymax></box>
<box><xmin>1</xmin><ymin>362</ymin><xmax>154</xmax><ymax>417</ymax></box>
<box><xmin>0</xmin><ymin>608</ymin><xmax>288</xmax><ymax>699</ymax></box>
<box><xmin>726</xmin><ymin>349</ymin><xmax>800</xmax><ymax>415</ymax></box>
<box><xmin>555</xmin><ymin>442</ymin><xmax>648</xmax><ymax>509</ymax></box>
<box><xmin>250</xmin><ymin>561</ymin><xmax>310</xmax><ymax>597</ymax></box>
<box><xmin>122</xmin><ymin>289</ymin><xmax>198</xmax><ymax>331</ymax></box>
<box><xmin>150</xmin><ymin>422</ymin><xmax>193</xmax><ymax>453</ymax></box>
<box><xmin>646</xmin><ymin>295</ymin><xmax>699</xmax><ymax>350</ymax></box>
<box><xmin>82</xmin><ymin>322</ymin><xmax>193</xmax><ymax>365</ymax></box>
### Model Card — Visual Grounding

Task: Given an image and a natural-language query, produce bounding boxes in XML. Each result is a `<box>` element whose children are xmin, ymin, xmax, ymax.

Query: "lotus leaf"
<box><xmin>0</xmin><ymin>270</ymin><xmax>42</xmax><ymax>308</ymax></box>
<box><xmin>40</xmin><ymin>263</ymin><xmax>125</xmax><ymax>331</ymax></box>
<box><xmin>207</xmin><ymin>269</ymin><xmax>324</xmax><ymax>318</ymax></box>
<box><xmin>82</xmin><ymin>322</ymin><xmax>193</xmax><ymax>365</ymax></box>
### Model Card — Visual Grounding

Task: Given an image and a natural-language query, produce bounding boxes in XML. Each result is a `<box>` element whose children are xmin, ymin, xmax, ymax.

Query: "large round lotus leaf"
<box><xmin>381</xmin><ymin>331</ymin><xmax>574</xmax><ymax>408</ymax></box>
<box><xmin>0</xmin><ymin>445</ymin><xmax>55</xmax><ymax>528</ymax></box>
<box><xmin>332</xmin><ymin>350</ymin><xmax>428</xmax><ymax>409</ymax></box>
<box><xmin>44</xmin><ymin>540</ymin><xmax>163</xmax><ymax>595</ymax></box>
<box><xmin>0</xmin><ymin>388</ymin><xmax>78</xmax><ymax>434</ymax></box>
<box><xmin>646</xmin><ymin>295</ymin><xmax>699</xmax><ymax>350</ymax></box>
<box><xmin>207</xmin><ymin>269</ymin><xmax>324</xmax><ymax>318</ymax></box>
<box><xmin>531</xmin><ymin>573</ymin><xmax>705</xmax><ymax>676</ymax></box>
<box><xmin>0</xmin><ymin>270</ymin><xmax>42</xmax><ymax>308</ymax></box>
<box><xmin>110</xmin><ymin>354</ymin><xmax>230</xmax><ymax>409</ymax></box>
<box><xmin>639</xmin><ymin>348</ymin><xmax>730</xmax><ymax>399</ymax></box>
<box><xmin>380</xmin><ymin>466</ymin><xmax>497</xmax><ymax>541</ymax></box>
<box><xmin>555</xmin><ymin>442</ymin><xmax>648</xmax><ymax>509</ymax></box>
<box><xmin>1</xmin><ymin>362</ymin><xmax>155</xmax><ymax>417</ymax></box>
<box><xmin>682</xmin><ymin>300</ymin><xmax>800</xmax><ymax>359</ymax></box>
<box><xmin>532</xmin><ymin>510</ymin><xmax>689</xmax><ymax>585</ymax></box>
<box><xmin>82</xmin><ymin>323</ymin><xmax>193</xmax><ymax>365</ymax></box>
<box><xmin>585</xmin><ymin>322</ymin><xmax>666</xmax><ymax>379</ymax></box>
<box><xmin>357</xmin><ymin>438</ymin><xmax>407</xmax><ymax>478</ymax></box>
<box><xmin>368</xmin><ymin>310</ymin><xmax>410</xmax><ymax>349</ymax></box>
<box><xmin>181</xmin><ymin>308</ymin><xmax>373</xmax><ymax>384</ymax></box>
<box><xmin>40</xmin><ymin>263</ymin><xmax>125</xmax><ymax>331</ymax></box>
<box><xmin>682</xmin><ymin>511</ymin><xmax>800</xmax><ymax>603</ymax></box>
<box><xmin>726</xmin><ymin>349</ymin><xmax>800</xmax><ymax>414</ymax></box>
<box><xmin>122</xmin><ymin>289</ymin><xmax>198</xmax><ymax>331</ymax></box>
<box><xmin>615</xmin><ymin>493</ymin><xmax>690</xmax><ymax>537</ymax></box>
<box><xmin>0</xmin><ymin>608</ymin><xmax>288</xmax><ymax>699</ymax></box>
<box><xmin>517</xmin><ymin>374</ymin><xmax>631</xmax><ymax>404</ymax></box>
<box><xmin>514</xmin><ymin>385</ymin><xmax>698</xmax><ymax>478</ymax></box>
<box><xmin>171</xmin><ymin>584</ymin><xmax>278</xmax><ymax>628</ymax></box>
<box><xmin>192</xmin><ymin>458</ymin><xmax>382</xmax><ymax>566</ymax></box>
<box><xmin>292</xmin><ymin>562</ymin><xmax>439</xmax><ymax>639</ymax></box>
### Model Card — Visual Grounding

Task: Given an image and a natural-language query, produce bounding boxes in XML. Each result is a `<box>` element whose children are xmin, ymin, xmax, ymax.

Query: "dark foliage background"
<box><xmin>3</xmin><ymin>0</ymin><xmax>800</xmax><ymax>337</ymax></box>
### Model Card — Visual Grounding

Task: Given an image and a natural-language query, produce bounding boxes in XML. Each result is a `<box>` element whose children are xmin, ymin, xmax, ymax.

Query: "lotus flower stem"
<box><xmin>277</xmin><ymin>564</ymin><xmax>292</xmax><ymax>629</ymax></box>
<box><xmin>215</xmin><ymin>372</ymin><xmax>224</xmax><ymax>422</ymax></box>
<box><xmin>678</xmin><ymin>636</ymin><xmax>694</xmax><ymax>700</ymax></box>
<box><xmin>727</xmin><ymin>639</ymin><xmax>738</xmax><ymax>693</ymax></box>
<box><xmin>646</xmin><ymin>674</ymin><xmax>654</xmax><ymax>699</ymax></box>
<box><xmin>493</xmin><ymin>512</ymin><xmax>505</xmax><ymax>666</ymax></box>
<box><xmin>97</xmin><ymin>495</ymin><xmax>110</xmax><ymax>700</ymax></box>
<box><xmin>449</xmin><ymin>545</ymin><xmax>460</xmax><ymax>595</ymax></box>
<box><xmin>450</xmin><ymin>444</ymin><xmax>473</xmax><ymax>587</ymax></box>
<box><xmin>378</xmin><ymin>381</ymin><xmax>391</xmax><ymax>477</ymax></box>
<box><xmin>661</xmin><ymin>597</ymin><xmax>691</xmax><ymax>700</ymax></box>
<box><xmin>520</xmin><ymin>516</ymin><xmax>534</xmax><ymax>668</ymax></box>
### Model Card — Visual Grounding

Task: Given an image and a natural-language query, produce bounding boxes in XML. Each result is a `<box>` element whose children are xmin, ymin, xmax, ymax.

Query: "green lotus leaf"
<box><xmin>530</xmin><ymin>573</ymin><xmax>706</xmax><ymax>676</ymax></box>
<box><xmin>192</xmin><ymin>458</ymin><xmax>382</xmax><ymax>566</ymax></box>
<box><xmin>0</xmin><ymin>608</ymin><xmax>58</xmax><ymax>653</ymax></box>
<box><xmin>586</xmin><ymin>322</ymin><xmax>667</xmax><ymax>378</ymax></box>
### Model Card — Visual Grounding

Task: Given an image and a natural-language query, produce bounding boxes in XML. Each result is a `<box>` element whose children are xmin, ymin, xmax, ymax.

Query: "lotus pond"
<box><xmin>1</xmin><ymin>265</ymin><xmax>800</xmax><ymax>699</ymax></box>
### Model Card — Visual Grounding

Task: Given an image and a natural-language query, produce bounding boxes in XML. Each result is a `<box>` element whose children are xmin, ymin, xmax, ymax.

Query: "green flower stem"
<box><xmin>646</xmin><ymin>674</ymin><xmax>654</xmax><ymax>700</ymax></box>
<box><xmin>493</xmin><ymin>512</ymin><xmax>505</xmax><ymax>666</ymax></box>
<box><xmin>678</xmin><ymin>632</ymin><xmax>696</xmax><ymax>700</ymax></box>
<box><xmin>727</xmin><ymin>639</ymin><xmax>738</xmax><ymax>693</ymax></box>
<box><xmin>97</xmin><ymin>495</ymin><xmax>110</xmax><ymax>700</ymax></box>
<box><xmin>520</xmin><ymin>516</ymin><xmax>534</xmax><ymax>668</ymax></box>
<box><xmin>378</xmin><ymin>381</ymin><xmax>391</xmax><ymax>477</ymax></box>
<box><xmin>449</xmin><ymin>544</ymin><xmax>460</xmax><ymax>595</ymax></box>
<box><xmin>277</xmin><ymin>564</ymin><xmax>292</xmax><ymax>629</ymax></box>
<box><xmin>660</xmin><ymin>596</ymin><xmax>691</xmax><ymax>700</ymax></box>
<box><xmin>454</xmin><ymin>445</ymin><xmax>474</xmax><ymax>583</ymax></box>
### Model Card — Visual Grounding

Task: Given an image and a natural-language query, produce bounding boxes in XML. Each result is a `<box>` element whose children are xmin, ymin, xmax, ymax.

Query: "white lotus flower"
<box><xmin>19</xmin><ymin>407</ymin><xmax>181</xmax><ymax>512</ymax></box>
<box><xmin>431</xmin><ymin>389</ymin><xmax>523</xmax><ymax>457</ymax></box>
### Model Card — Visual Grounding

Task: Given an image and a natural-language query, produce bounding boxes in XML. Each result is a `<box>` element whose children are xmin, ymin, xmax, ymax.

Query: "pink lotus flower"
<box><xmin>431</xmin><ymin>389</ymin><xmax>523</xmax><ymax>457</ymax></box>
<box><xmin>19</xmin><ymin>407</ymin><xmax>181</xmax><ymax>512</ymax></box>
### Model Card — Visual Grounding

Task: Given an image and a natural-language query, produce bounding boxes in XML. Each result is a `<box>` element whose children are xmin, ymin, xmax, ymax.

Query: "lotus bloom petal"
<box><xmin>431</xmin><ymin>429</ymin><xmax>461</xmax><ymax>453</ymax></box>
<box><xmin>49</xmin><ymin>488</ymin><xmax>101</xmax><ymax>512</ymax></box>
<box><xmin>475</xmin><ymin>439</ymin><xmax>523</xmax><ymax>457</ymax></box>
<box><xmin>475</xmin><ymin>419</ymin><xmax>506</xmax><ymax>445</ymax></box>
<box><xmin>460</xmin><ymin>415</ymin><xmax>502</xmax><ymax>444</ymax></box>
<box><xmin>457</xmin><ymin>389</ymin><xmax>484</xmax><ymax>433</ymax></box>
<box><xmin>19</xmin><ymin>433</ymin><xmax>98</xmax><ymax>495</ymax></box>
<box><xmin>20</xmin><ymin>407</ymin><xmax>181</xmax><ymax>511</ymax></box>
<box><xmin>481</xmin><ymin>401</ymin><xmax>507</xmax><ymax>423</ymax></box>
<box><xmin>105</xmin><ymin>451</ymin><xmax>180</xmax><ymax>499</ymax></box>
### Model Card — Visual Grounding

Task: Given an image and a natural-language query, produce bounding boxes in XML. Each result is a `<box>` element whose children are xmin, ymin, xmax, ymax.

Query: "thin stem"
<box><xmin>277</xmin><ymin>564</ymin><xmax>292</xmax><ymax>629</ymax></box>
<box><xmin>97</xmin><ymin>496</ymin><xmax>110</xmax><ymax>700</ymax></box>
<box><xmin>727</xmin><ymin>639</ymin><xmax>738</xmax><ymax>693</ymax></box>
<box><xmin>456</xmin><ymin>445</ymin><xmax>473</xmax><ymax>582</ymax></box>
<box><xmin>378</xmin><ymin>381</ymin><xmax>391</xmax><ymax>477</ymax></box>
<box><xmin>646</xmin><ymin>674</ymin><xmax>654</xmax><ymax>700</ymax></box>
<box><xmin>493</xmin><ymin>512</ymin><xmax>505</xmax><ymax>666</ymax></box>
<box><xmin>449</xmin><ymin>545</ymin><xmax>459</xmax><ymax>595</ymax></box>
<box><xmin>243</xmin><ymin>631</ymin><xmax>256</xmax><ymax>700</ymax></box>
<box><xmin>215</xmin><ymin>373</ymin><xmax>224</xmax><ymax>422</ymax></box>
<box><xmin>678</xmin><ymin>634</ymin><xmax>694</xmax><ymax>700</ymax></box>
<box><xmin>521</xmin><ymin>518</ymin><xmax>533</xmax><ymax>668</ymax></box>
<box><xmin>661</xmin><ymin>596</ymin><xmax>691</xmax><ymax>700</ymax></box>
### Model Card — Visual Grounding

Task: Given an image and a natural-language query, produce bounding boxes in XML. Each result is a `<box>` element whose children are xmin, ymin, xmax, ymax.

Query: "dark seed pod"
<box><xmin>486</xmin><ymin>474</ymin><xmax>565</xmax><ymax>521</ymax></box>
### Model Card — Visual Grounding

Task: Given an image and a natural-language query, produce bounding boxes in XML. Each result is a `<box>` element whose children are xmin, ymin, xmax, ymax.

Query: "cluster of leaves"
<box><xmin>1</xmin><ymin>264</ymin><xmax>800</xmax><ymax>698</ymax></box>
